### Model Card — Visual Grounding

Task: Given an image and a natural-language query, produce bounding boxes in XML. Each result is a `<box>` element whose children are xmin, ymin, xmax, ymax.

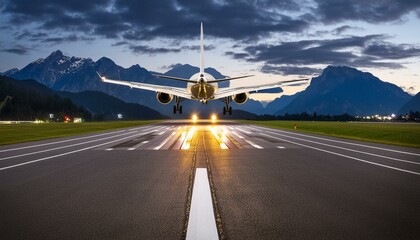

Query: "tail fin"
<box><xmin>200</xmin><ymin>22</ymin><xmax>204</xmax><ymax>74</ymax></box>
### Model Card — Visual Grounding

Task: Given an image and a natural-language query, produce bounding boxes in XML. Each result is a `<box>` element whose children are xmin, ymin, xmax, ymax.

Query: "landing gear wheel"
<box><xmin>179</xmin><ymin>106</ymin><xmax>183</xmax><ymax>114</ymax></box>
<box><xmin>223</xmin><ymin>107</ymin><xmax>226</xmax><ymax>115</ymax></box>
<box><xmin>229</xmin><ymin>107</ymin><xmax>232</xmax><ymax>115</ymax></box>
<box><xmin>173</xmin><ymin>105</ymin><xmax>177</xmax><ymax>114</ymax></box>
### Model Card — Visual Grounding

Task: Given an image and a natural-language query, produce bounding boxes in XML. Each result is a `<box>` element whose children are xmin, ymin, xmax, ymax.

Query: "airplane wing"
<box><xmin>214</xmin><ymin>78</ymin><xmax>310</xmax><ymax>100</ymax></box>
<box><xmin>97</xmin><ymin>72</ymin><xmax>193</xmax><ymax>99</ymax></box>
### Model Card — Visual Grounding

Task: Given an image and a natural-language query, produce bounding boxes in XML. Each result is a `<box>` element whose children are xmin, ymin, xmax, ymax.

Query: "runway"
<box><xmin>0</xmin><ymin>120</ymin><xmax>419</xmax><ymax>239</ymax></box>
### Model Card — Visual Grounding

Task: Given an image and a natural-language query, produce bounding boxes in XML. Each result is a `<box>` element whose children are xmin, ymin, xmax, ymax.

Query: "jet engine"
<box><xmin>232</xmin><ymin>93</ymin><xmax>248</xmax><ymax>104</ymax></box>
<box><xmin>156</xmin><ymin>92</ymin><xmax>173</xmax><ymax>104</ymax></box>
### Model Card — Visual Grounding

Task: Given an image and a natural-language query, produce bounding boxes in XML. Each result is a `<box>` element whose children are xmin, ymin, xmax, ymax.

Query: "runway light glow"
<box><xmin>211</xmin><ymin>114</ymin><xmax>217</xmax><ymax>123</ymax></box>
<box><xmin>191</xmin><ymin>114</ymin><xmax>198</xmax><ymax>123</ymax></box>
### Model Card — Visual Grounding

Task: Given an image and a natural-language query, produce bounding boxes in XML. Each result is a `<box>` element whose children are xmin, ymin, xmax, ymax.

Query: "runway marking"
<box><xmin>127</xmin><ymin>141</ymin><xmax>149</xmax><ymax>150</ymax></box>
<box><xmin>0</xmin><ymin>129</ymin><xmax>128</xmax><ymax>153</ymax></box>
<box><xmin>258</xmin><ymin>130</ymin><xmax>420</xmax><ymax>166</ymax></box>
<box><xmin>181</xmin><ymin>127</ymin><xmax>196</xmax><ymax>150</ymax></box>
<box><xmin>154</xmin><ymin>132</ymin><xmax>176</xmax><ymax>150</ymax></box>
<box><xmin>186</xmin><ymin>168</ymin><xmax>219</xmax><ymax>240</ymax></box>
<box><xmin>158</xmin><ymin>131</ymin><xmax>166</xmax><ymax>135</ymax></box>
<box><xmin>0</xmin><ymin>132</ymin><xmax>150</xmax><ymax>171</ymax></box>
<box><xmin>231</xmin><ymin>131</ymin><xmax>243</xmax><ymax>138</ymax></box>
<box><xmin>0</xmin><ymin>125</ymin><xmax>163</xmax><ymax>153</ymax></box>
<box><xmin>260</xmin><ymin>133</ymin><xmax>420</xmax><ymax>176</ymax></box>
<box><xmin>210</xmin><ymin>127</ymin><xmax>228</xmax><ymax>149</ymax></box>
<box><xmin>244</xmin><ymin>139</ymin><xmax>263</xmax><ymax>149</ymax></box>
<box><xmin>0</xmin><ymin>130</ymin><xmax>148</xmax><ymax>161</ymax></box>
<box><xmin>277</xmin><ymin>146</ymin><xmax>285</xmax><ymax>149</ymax></box>
<box><xmin>248</xmin><ymin>125</ymin><xmax>420</xmax><ymax>156</ymax></box>
<box><xmin>105</xmin><ymin>148</ymin><xmax>113</xmax><ymax>151</ymax></box>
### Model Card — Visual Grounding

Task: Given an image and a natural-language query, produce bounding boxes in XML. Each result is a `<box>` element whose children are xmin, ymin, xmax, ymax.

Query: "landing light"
<box><xmin>192</xmin><ymin>114</ymin><xmax>198</xmax><ymax>123</ymax></box>
<box><xmin>211</xmin><ymin>114</ymin><xmax>217</xmax><ymax>123</ymax></box>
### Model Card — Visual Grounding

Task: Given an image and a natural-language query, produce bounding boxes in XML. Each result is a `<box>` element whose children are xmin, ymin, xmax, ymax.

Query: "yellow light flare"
<box><xmin>211</xmin><ymin>114</ymin><xmax>217</xmax><ymax>123</ymax></box>
<box><xmin>191</xmin><ymin>114</ymin><xmax>198</xmax><ymax>123</ymax></box>
<box><xmin>210</xmin><ymin>126</ymin><xmax>228</xmax><ymax>149</ymax></box>
<box><xmin>181</xmin><ymin>127</ymin><xmax>196</xmax><ymax>150</ymax></box>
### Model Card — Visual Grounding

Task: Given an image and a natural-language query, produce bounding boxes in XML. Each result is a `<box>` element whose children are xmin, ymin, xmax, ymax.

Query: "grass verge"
<box><xmin>0</xmin><ymin>120</ymin><xmax>161</xmax><ymax>145</ymax></box>
<box><xmin>242</xmin><ymin>120</ymin><xmax>420</xmax><ymax>148</ymax></box>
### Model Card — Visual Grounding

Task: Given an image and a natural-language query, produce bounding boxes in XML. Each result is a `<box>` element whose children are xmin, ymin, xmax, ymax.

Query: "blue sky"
<box><xmin>1</xmin><ymin>0</ymin><xmax>419</xmax><ymax>100</ymax></box>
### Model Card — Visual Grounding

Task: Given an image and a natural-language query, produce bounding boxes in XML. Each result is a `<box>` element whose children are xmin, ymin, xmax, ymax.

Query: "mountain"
<box><xmin>1</xmin><ymin>68</ymin><xmax>19</xmax><ymax>76</ymax></box>
<box><xmin>5</xmin><ymin>50</ymin><xmax>159</xmax><ymax>108</ymax></box>
<box><xmin>262</xmin><ymin>92</ymin><xmax>300</xmax><ymax>115</ymax></box>
<box><xmin>0</xmin><ymin>75</ymin><xmax>90</xmax><ymax>121</ymax></box>
<box><xmin>58</xmin><ymin>91</ymin><xmax>166</xmax><ymax>120</ymax></box>
<box><xmin>278</xmin><ymin>66</ymin><xmax>411</xmax><ymax>115</ymax></box>
<box><xmin>5</xmin><ymin>50</ymin><xmax>266</xmax><ymax>116</ymax></box>
<box><xmin>399</xmin><ymin>92</ymin><xmax>420</xmax><ymax>114</ymax></box>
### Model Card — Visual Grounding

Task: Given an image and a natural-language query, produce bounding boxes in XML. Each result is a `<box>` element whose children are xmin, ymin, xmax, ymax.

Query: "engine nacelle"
<box><xmin>232</xmin><ymin>93</ymin><xmax>248</xmax><ymax>104</ymax></box>
<box><xmin>156</xmin><ymin>92</ymin><xmax>174</xmax><ymax>104</ymax></box>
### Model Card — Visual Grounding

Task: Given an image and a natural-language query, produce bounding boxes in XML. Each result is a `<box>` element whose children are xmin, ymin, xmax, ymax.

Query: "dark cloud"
<box><xmin>225</xmin><ymin>34</ymin><xmax>417</xmax><ymax>75</ymax></box>
<box><xmin>181</xmin><ymin>45</ymin><xmax>215</xmax><ymax>51</ymax></box>
<box><xmin>225</xmin><ymin>51</ymin><xmax>250</xmax><ymax>59</ymax></box>
<box><xmin>261</xmin><ymin>65</ymin><xmax>322</xmax><ymax>75</ymax></box>
<box><xmin>42</xmin><ymin>35</ymin><xmax>79</xmax><ymax>44</ymax></box>
<box><xmin>313</xmin><ymin>0</ymin><xmax>420</xmax><ymax>23</ymax></box>
<box><xmin>129</xmin><ymin>45</ymin><xmax>181</xmax><ymax>55</ymax></box>
<box><xmin>1</xmin><ymin>0</ymin><xmax>309</xmax><ymax>42</ymax></box>
<box><xmin>363</xmin><ymin>43</ymin><xmax>420</xmax><ymax>59</ymax></box>
<box><xmin>1</xmin><ymin>45</ymin><xmax>30</xmax><ymax>55</ymax></box>
<box><xmin>331</xmin><ymin>25</ymin><xmax>363</xmax><ymax>35</ymax></box>
<box><xmin>243</xmin><ymin>35</ymin><xmax>383</xmax><ymax>66</ymax></box>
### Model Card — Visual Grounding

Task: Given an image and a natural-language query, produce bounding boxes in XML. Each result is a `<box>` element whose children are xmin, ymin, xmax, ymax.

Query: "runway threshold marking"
<box><xmin>154</xmin><ymin>132</ymin><xmax>176</xmax><ymax>150</ymax></box>
<box><xmin>0</xmin><ymin>130</ymin><xmax>142</xmax><ymax>161</ymax></box>
<box><xmin>181</xmin><ymin>127</ymin><xmax>196</xmax><ymax>150</ymax></box>
<box><xmin>0</xmin><ymin>129</ymin><xmax>126</xmax><ymax>153</ymax></box>
<box><xmin>210</xmin><ymin>127</ymin><xmax>228</xmax><ymax>149</ymax></box>
<box><xmin>244</xmin><ymin>139</ymin><xmax>263</xmax><ymax>149</ymax></box>
<box><xmin>186</xmin><ymin>168</ymin><xmax>219</xmax><ymax>240</ymax></box>
<box><xmin>248</xmin><ymin>125</ymin><xmax>420</xmax><ymax>156</ymax></box>
<box><xmin>260</xmin><ymin>133</ymin><xmax>420</xmax><ymax>176</ymax></box>
<box><xmin>0</xmin><ymin>131</ymin><xmax>154</xmax><ymax>171</ymax></box>
<box><xmin>0</xmin><ymin>125</ymin><xmax>163</xmax><ymax>153</ymax></box>
<box><xmin>127</xmin><ymin>141</ymin><xmax>149</xmax><ymax>150</ymax></box>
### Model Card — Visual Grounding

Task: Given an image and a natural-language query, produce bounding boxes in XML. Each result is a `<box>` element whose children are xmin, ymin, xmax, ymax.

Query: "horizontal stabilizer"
<box><xmin>207</xmin><ymin>75</ymin><xmax>254</xmax><ymax>83</ymax></box>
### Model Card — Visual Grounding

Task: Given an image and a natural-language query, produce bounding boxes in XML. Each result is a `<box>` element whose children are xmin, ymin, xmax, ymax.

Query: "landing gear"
<box><xmin>221</xmin><ymin>97</ymin><xmax>232</xmax><ymax>115</ymax></box>
<box><xmin>173</xmin><ymin>97</ymin><xmax>183</xmax><ymax>114</ymax></box>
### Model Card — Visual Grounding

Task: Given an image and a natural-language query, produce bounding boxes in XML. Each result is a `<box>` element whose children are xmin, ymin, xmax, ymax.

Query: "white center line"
<box><xmin>186</xmin><ymin>168</ymin><xmax>219</xmax><ymax>240</ymax></box>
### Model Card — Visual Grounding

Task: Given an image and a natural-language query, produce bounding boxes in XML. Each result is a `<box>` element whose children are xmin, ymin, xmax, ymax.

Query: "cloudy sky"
<box><xmin>1</xmin><ymin>0</ymin><xmax>419</xmax><ymax>100</ymax></box>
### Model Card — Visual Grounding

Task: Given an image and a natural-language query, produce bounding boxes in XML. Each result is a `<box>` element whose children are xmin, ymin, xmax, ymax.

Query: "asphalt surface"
<box><xmin>0</xmin><ymin>120</ymin><xmax>419</xmax><ymax>239</ymax></box>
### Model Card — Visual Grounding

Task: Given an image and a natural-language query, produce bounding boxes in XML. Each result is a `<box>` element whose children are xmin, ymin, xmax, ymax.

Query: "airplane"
<box><xmin>97</xmin><ymin>23</ymin><xmax>310</xmax><ymax>115</ymax></box>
